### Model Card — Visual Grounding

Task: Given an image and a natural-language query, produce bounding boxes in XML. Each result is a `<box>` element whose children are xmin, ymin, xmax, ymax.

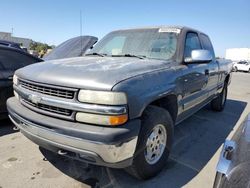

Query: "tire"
<box><xmin>234</xmin><ymin>67</ymin><xmax>238</xmax><ymax>72</ymax></box>
<box><xmin>211</xmin><ymin>83</ymin><xmax>228</xmax><ymax>111</ymax></box>
<box><xmin>126</xmin><ymin>105</ymin><xmax>174</xmax><ymax>180</ymax></box>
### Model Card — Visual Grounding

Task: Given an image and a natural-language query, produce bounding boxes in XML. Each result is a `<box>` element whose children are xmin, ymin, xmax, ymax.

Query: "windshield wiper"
<box><xmin>85</xmin><ymin>52</ymin><xmax>107</xmax><ymax>57</ymax></box>
<box><xmin>112</xmin><ymin>54</ymin><xmax>146</xmax><ymax>59</ymax></box>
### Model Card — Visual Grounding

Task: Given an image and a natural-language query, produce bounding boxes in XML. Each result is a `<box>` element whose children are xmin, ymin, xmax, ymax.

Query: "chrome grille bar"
<box><xmin>23</xmin><ymin>99</ymin><xmax>72</xmax><ymax>116</ymax></box>
<box><xmin>19</xmin><ymin>80</ymin><xmax>75</xmax><ymax>99</ymax></box>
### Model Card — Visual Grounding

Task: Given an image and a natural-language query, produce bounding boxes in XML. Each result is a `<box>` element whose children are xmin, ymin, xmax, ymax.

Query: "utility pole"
<box><xmin>80</xmin><ymin>10</ymin><xmax>83</xmax><ymax>55</ymax></box>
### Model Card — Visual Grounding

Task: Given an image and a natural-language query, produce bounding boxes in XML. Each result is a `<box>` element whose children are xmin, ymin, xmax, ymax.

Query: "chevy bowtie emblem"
<box><xmin>28</xmin><ymin>94</ymin><xmax>42</xmax><ymax>104</ymax></box>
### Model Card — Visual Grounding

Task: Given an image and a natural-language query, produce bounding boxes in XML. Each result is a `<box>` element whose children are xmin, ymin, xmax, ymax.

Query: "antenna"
<box><xmin>80</xmin><ymin>10</ymin><xmax>83</xmax><ymax>55</ymax></box>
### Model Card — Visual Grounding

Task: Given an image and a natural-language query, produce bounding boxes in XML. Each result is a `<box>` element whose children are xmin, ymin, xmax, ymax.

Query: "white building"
<box><xmin>225</xmin><ymin>48</ymin><xmax>250</xmax><ymax>62</ymax></box>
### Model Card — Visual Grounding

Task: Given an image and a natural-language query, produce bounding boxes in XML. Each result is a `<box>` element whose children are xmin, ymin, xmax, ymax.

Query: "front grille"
<box><xmin>23</xmin><ymin>99</ymin><xmax>72</xmax><ymax>116</ymax></box>
<box><xmin>19</xmin><ymin>80</ymin><xmax>75</xmax><ymax>99</ymax></box>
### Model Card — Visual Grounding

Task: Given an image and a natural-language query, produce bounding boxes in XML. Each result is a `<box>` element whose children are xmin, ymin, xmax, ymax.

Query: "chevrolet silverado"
<box><xmin>7</xmin><ymin>26</ymin><xmax>232</xmax><ymax>179</ymax></box>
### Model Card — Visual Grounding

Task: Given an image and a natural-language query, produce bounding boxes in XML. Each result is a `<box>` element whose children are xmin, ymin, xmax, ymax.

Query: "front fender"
<box><xmin>112</xmin><ymin>68</ymin><xmax>182</xmax><ymax>119</ymax></box>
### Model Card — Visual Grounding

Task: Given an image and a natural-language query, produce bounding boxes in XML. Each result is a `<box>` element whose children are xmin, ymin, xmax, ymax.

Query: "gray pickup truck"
<box><xmin>7</xmin><ymin>26</ymin><xmax>232</xmax><ymax>179</ymax></box>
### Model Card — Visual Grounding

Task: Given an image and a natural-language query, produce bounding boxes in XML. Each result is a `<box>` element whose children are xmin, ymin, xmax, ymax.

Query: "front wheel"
<box><xmin>211</xmin><ymin>83</ymin><xmax>227</xmax><ymax>111</ymax></box>
<box><xmin>126</xmin><ymin>105</ymin><xmax>174</xmax><ymax>180</ymax></box>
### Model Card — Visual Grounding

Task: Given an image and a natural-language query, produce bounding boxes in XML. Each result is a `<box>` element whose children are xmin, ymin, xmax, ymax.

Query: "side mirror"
<box><xmin>185</xmin><ymin>49</ymin><xmax>212</xmax><ymax>63</ymax></box>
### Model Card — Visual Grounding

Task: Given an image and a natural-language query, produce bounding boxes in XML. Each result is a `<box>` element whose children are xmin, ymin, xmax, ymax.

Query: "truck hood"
<box><xmin>43</xmin><ymin>36</ymin><xmax>98</xmax><ymax>61</ymax></box>
<box><xmin>16</xmin><ymin>56</ymin><xmax>172</xmax><ymax>90</ymax></box>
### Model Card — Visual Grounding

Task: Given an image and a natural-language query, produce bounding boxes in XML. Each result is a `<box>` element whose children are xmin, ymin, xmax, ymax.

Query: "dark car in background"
<box><xmin>214</xmin><ymin>113</ymin><xmax>250</xmax><ymax>188</ymax></box>
<box><xmin>0</xmin><ymin>40</ymin><xmax>23</xmax><ymax>51</ymax></box>
<box><xmin>0</xmin><ymin>45</ymin><xmax>42</xmax><ymax>119</ymax></box>
<box><xmin>0</xmin><ymin>36</ymin><xmax>98</xmax><ymax>119</ymax></box>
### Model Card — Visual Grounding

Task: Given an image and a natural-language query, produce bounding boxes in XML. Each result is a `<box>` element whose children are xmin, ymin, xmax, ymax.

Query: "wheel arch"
<box><xmin>142</xmin><ymin>94</ymin><xmax>178</xmax><ymax>123</ymax></box>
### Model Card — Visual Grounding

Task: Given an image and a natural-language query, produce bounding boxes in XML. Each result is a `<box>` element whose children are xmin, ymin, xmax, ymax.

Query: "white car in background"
<box><xmin>233</xmin><ymin>61</ymin><xmax>250</xmax><ymax>72</ymax></box>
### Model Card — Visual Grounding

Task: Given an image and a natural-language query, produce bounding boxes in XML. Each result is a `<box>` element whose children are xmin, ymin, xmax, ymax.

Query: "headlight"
<box><xmin>13</xmin><ymin>75</ymin><xmax>18</xmax><ymax>85</ymax></box>
<box><xmin>76</xmin><ymin>112</ymin><xmax>128</xmax><ymax>126</ymax></box>
<box><xmin>78</xmin><ymin>90</ymin><xmax>127</xmax><ymax>105</ymax></box>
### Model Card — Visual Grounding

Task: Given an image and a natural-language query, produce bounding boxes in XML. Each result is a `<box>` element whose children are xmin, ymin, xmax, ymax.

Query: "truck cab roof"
<box><xmin>112</xmin><ymin>25</ymin><xmax>208</xmax><ymax>36</ymax></box>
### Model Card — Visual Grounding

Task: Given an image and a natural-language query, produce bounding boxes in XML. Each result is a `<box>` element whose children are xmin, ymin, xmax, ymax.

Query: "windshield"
<box><xmin>88</xmin><ymin>28</ymin><xmax>178</xmax><ymax>60</ymax></box>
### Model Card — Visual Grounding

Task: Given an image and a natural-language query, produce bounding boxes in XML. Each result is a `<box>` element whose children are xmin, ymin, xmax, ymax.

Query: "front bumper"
<box><xmin>7</xmin><ymin>97</ymin><xmax>141</xmax><ymax>168</ymax></box>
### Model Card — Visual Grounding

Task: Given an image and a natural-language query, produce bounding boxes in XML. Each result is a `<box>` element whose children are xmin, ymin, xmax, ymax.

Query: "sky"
<box><xmin>0</xmin><ymin>0</ymin><xmax>249</xmax><ymax>57</ymax></box>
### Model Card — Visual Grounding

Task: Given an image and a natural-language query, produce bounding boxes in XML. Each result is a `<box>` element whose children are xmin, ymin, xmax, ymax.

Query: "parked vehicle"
<box><xmin>7</xmin><ymin>26</ymin><xmax>232</xmax><ymax>179</ymax></box>
<box><xmin>233</xmin><ymin>61</ymin><xmax>250</xmax><ymax>72</ymax></box>
<box><xmin>0</xmin><ymin>45</ymin><xmax>42</xmax><ymax>119</ymax></box>
<box><xmin>213</xmin><ymin>113</ymin><xmax>250</xmax><ymax>188</ymax></box>
<box><xmin>28</xmin><ymin>50</ymin><xmax>39</xmax><ymax>57</ymax></box>
<box><xmin>43</xmin><ymin>36</ymin><xmax>98</xmax><ymax>61</ymax></box>
<box><xmin>0</xmin><ymin>40</ymin><xmax>23</xmax><ymax>51</ymax></box>
<box><xmin>0</xmin><ymin>36</ymin><xmax>98</xmax><ymax>119</ymax></box>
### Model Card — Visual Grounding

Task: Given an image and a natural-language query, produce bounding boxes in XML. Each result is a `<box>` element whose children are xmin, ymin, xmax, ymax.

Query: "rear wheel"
<box><xmin>211</xmin><ymin>83</ymin><xmax>227</xmax><ymax>111</ymax></box>
<box><xmin>126</xmin><ymin>105</ymin><xmax>174</xmax><ymax>180</ymax></box>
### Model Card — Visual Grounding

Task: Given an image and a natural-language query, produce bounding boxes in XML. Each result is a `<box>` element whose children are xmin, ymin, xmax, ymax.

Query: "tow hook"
<box><xmin>58</xmin><ymin>149</ymin><xmax>68</xmax><ymax>156</ymax></box>
<box><xmin>13</xmin><ymin>126</ymin><xmax>19</xmax><ymax>131</ymax></box>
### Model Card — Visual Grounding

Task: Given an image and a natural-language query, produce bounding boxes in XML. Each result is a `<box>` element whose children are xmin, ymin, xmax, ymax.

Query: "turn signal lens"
<box><xmin>109</xmin><ymin>114</ymin><xmax>128</xmax><ymax>126</ymax></box>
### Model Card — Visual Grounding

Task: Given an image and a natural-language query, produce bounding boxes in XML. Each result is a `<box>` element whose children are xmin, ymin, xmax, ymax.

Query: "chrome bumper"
<box><xmin>9</xmin><ymin>112</ymin><xmax>138</xmax><ymax>166</ymax></box>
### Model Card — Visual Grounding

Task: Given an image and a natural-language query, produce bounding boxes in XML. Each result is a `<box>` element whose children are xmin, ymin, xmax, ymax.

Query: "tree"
<box><xmin>29</xmin><ymin>41</ymin><xmax>53</xmax><ymax>52</ymax></box>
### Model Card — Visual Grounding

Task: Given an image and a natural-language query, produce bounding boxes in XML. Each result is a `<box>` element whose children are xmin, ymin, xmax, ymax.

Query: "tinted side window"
<box><xmin>184</xmin><ymin>32</ymin><xmax>201</xmax><ymax>58</ymax></box>
<box><xmin>0</xmin><ymin>48</ymin><xmax>38</xmax><ymax>70</ymax></box>
<box><xmin>200</xmin><ymin>34</ymin><xmax>215</xmax><ymax>58</ymax></box>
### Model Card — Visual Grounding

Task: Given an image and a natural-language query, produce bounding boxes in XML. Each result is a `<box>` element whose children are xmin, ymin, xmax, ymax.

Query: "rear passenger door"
<box><xmin>200</xmin><ymin>34</ymin><xmax>219</xmax><ymax>97</ymax></box>
<box><xmin>179</xmin><ymin>32</ymin><xmax>209</xmax><ymax>118</ymax></box>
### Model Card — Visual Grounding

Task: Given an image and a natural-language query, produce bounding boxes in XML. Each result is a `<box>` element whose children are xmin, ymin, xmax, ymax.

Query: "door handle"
<box><xmin>205</xmin><ymin>69</ymin><xmax>209</xmax><ymax>75</ymax></box>
<box><xmin>8</xmin><ymin>76</ymin><xmax>13</xmax><ymax>80</ymax></box>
